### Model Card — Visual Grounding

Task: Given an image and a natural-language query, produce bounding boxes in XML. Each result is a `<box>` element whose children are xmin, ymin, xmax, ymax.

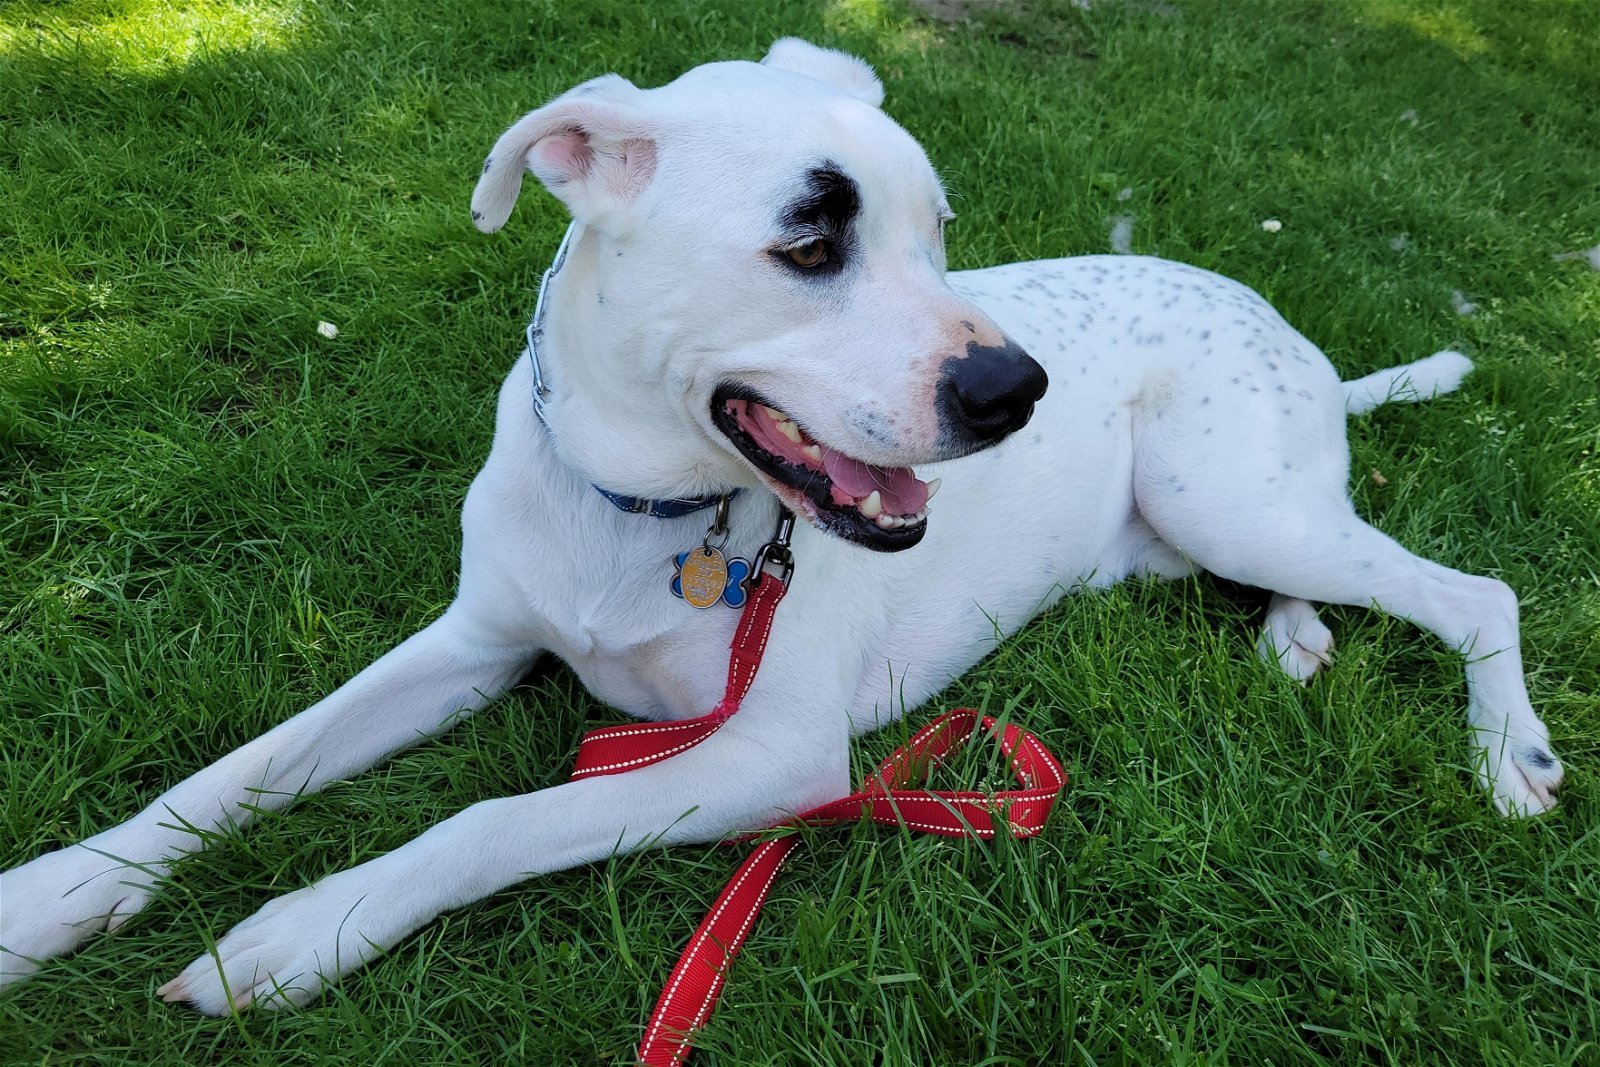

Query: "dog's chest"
<box><xmin>551</xmin><ymin>604</ymin><xmax>738</xmax><ymax>722</ymax></box>
<box><xmin>525</xmin><ymin>503</ymin><xmax>782</xmax><ymax>723</ymax></box>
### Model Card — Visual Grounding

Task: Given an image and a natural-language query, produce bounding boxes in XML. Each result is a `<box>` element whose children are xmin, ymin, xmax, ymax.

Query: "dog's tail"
<box><xmin>1342</xmin><ymin>350</ymin><xmax>1474</xmax><ymax>416</ymax></box>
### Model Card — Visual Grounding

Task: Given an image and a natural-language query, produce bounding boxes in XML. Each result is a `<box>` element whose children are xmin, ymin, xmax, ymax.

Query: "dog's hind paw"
<box><xmin>1477</xmin><ymin>728</ymin><xmax>1564</xmax><ymax>817</ymax></box>
<box><xmin>1257</xmin><ymin>595</ymin><xmax>1334</xmax><ymax>684</ymax></box>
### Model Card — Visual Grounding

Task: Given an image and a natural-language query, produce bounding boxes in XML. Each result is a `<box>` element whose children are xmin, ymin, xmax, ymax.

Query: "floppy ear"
<box><xmin>762</xmin><ymin>38</ymin><xmax>884</xmax><ymax>108</ymax></box>
<box><xmin>471</xmin><ymin>74</ymin><xmax>658</xmax><ymax>233</ymax></box>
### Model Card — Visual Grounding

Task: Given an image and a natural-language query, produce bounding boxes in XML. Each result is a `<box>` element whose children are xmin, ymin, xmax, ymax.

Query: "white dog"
<box><xmin>0</xmin><ymin>39</ymin><xmax>1563</xmax><ymax>1013</ymax></box>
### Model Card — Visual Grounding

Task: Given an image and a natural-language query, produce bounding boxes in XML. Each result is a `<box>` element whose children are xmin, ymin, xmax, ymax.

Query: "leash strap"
<box><xmin>633</xmin><ymin>709</ymin><xmax>1065</xmax><ymax>1066</ymax></box>
<box><xmin>567</xmin><ymin>544</ymin><xmax>1064</xmax><ymax>1065</ymax></box>
<box><xmin>570</xmin><ymin>569</ymin><xmax>789</xmax><ymax>780</ymax></box>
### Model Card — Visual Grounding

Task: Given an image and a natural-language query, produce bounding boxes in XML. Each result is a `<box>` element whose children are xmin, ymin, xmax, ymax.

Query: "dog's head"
<box><xmin>473</xmin><ymin>39</ymin><xmax>1046</xmax><ymax>551</ymax></box>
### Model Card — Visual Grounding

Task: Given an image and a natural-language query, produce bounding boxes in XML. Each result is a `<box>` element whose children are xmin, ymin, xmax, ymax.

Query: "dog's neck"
<box><xmin>527</xmin><ymin>223</ymin><xmax>743</xmax><ymax>511</ymax></box>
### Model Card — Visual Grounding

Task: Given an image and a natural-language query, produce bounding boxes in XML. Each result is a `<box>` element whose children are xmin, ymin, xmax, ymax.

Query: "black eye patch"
<box><xmin>781</xmin><ymin>163</ymin><xmax>860</xmax><ymax>233</ymax></box>
<box><xmin>770</xmin><ymin>162</ymin><xmax>860</xmax><ymax>276</ymax></box>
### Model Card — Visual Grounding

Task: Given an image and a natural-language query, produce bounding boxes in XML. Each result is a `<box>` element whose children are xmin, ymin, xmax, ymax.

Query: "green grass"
<box><xmin>2</xmin><ymin>0</ymin><xmax>1598</xmax><ymax>1063</ymax></box>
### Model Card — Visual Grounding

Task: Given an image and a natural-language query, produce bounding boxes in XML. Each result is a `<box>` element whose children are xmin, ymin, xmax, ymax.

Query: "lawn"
<box><xmin>2</xmin><ymin>0</ymin><xmax>1598</xmax><ymax>1063</ymax></box>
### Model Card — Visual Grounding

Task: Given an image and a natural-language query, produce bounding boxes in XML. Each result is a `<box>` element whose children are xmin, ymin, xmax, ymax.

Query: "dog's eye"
<box><xmin>786</xmin><ymin>240</ymin><xmax>828</xmax><ymax>268</ymax></box>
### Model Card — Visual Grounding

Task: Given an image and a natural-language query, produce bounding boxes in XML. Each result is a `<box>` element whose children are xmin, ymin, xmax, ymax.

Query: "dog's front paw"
<box><xmin>1</xmin><ymin>839</ymin><xmax>164</xmax><ymax>986</ymax></box>
<box><xmin>159</xmin><ymin>869</ymin><xmax>406</xmax><ymax>1014</ymax></box>
<box><xmin>1475</xmin><ymin>725</ymin><xmax>1564</xmax><ymax>817</ymax></box>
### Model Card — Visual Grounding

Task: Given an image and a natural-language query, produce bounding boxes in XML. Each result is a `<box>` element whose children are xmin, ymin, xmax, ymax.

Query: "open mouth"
<box><xmin>712</xmin><ymin>386</ymin><xmax>939</xmax><ymax>551</ymax></box>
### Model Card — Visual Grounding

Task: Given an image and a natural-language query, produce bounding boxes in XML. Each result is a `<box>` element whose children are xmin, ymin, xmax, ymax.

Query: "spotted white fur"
<box><xmin>1</xmin><ymin>40</ymin><xmax>1562</xmax><ymax>1013</ymax></box>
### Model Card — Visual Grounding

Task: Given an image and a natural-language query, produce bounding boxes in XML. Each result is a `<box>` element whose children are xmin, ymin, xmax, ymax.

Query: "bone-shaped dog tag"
<box><xmin>674</xmin><ymin>546</ymin><xmax>729</xmax><ymax>609</ymax></box>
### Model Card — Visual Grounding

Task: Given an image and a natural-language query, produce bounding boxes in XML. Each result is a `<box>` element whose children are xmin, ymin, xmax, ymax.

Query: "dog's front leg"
<box><xmin>0</xmin><ymin>606</ymin><xmax>536</xmax><ymax>985</ymax></box>
<box><xmin>159</xmin><ymin>691</ymin><xmax>851</xmax><ymax>1014</ymax></box>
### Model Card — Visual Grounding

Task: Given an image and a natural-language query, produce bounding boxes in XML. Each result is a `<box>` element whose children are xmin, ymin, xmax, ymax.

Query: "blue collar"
<box><xmin>592</xmin><ymin>487</ymin><xmax>735</xmax><ymax>518</ymax></box>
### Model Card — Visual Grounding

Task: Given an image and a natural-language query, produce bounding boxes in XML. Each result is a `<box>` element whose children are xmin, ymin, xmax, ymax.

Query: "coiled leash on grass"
<box><xmin>567</xmin><ymin>510</ymin><xmax>1066</xmax><ymax>1065</ymax></box>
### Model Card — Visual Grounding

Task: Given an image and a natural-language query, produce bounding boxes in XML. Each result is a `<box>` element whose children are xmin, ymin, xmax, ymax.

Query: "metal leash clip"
<box><xmin>748</xmin><ymin>507</ymin><xmax>795</xmax><ymax>591</ymax></box>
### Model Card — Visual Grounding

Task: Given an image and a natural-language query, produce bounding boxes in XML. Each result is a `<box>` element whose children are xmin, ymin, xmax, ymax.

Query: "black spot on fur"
<box><xmin>1528</xmin><ymin>750</ymin><xmax>1556</xmax><ymax>769</ymax></box>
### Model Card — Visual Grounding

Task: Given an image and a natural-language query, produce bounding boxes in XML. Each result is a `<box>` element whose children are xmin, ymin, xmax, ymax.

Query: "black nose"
<box><xmin>938</xmin><ymin>338</ymin><xmax>1049</xmax><ymax>445</ymax></box>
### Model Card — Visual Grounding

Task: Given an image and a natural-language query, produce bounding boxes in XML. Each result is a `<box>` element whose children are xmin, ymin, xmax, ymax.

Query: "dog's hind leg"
<box><xmin>1132</xmin><ymin>382</ymin><xmax>1561</xmax><ymax>815</ymax></box>
<box><xmin>0</xmin><ymin>608</ymin><xmax>536</xmax><ymax>986</ymax></box>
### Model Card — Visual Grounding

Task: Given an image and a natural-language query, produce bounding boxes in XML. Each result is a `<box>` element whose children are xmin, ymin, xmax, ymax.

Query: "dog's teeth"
<box><xmin>860</xmin><ymin>491</ymin><xmax>883</xmax><ymax>518</ymax></box>
<box><xmin>876</xmin><ymin>512</ymin><xmax>896</xmax><ymax>529</ymax></box>
<box><xmin>761</xmin><ymin>405</ymin><xmax>783</xmax><ymax>422</ymax></box>
<box><xmin>924</xmin><ymin>478</ymin><xmax>941</xmax><ymax>501</ymax></box>
<box><xmin>803</xmin><ymin>444</ymin><xmax>823</xmax><ymax>463</ymax></box>
<box><xmin>778</xmin><ymin>420</ymin><xmax>803</xmax><ymax>444</ymax></box>
<box><xmin>914</xmin><ymin>509</ymin><xmax>927</xmax><ymax>522</ymax></box>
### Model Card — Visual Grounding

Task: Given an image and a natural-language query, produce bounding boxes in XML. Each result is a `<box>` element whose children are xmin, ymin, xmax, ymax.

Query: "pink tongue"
<box><xmin>822</xmin><ymin>451</ymin><xmax>929</xmax><ymax>514</ymax></box>
<box><xmin>732</xmin><ymin>400</ymin><xmax>929</xmax><ymax>515</ymax></box>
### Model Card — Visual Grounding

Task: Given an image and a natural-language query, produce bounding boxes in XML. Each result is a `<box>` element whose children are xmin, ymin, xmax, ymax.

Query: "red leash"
<box><xmin>631</xmin><ymin>708</ymin><xmax>1063</xmax><ymax>1066</ymax></box>
<box><xmin>570</xmin><ymin>550</ymin><xmax>1065</xmax><ymax>1065</ymax></box>
<box><xmin>571</xmin><ymin>561</ymin><xmax>789</xmax><ymax>781</ymax></box>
